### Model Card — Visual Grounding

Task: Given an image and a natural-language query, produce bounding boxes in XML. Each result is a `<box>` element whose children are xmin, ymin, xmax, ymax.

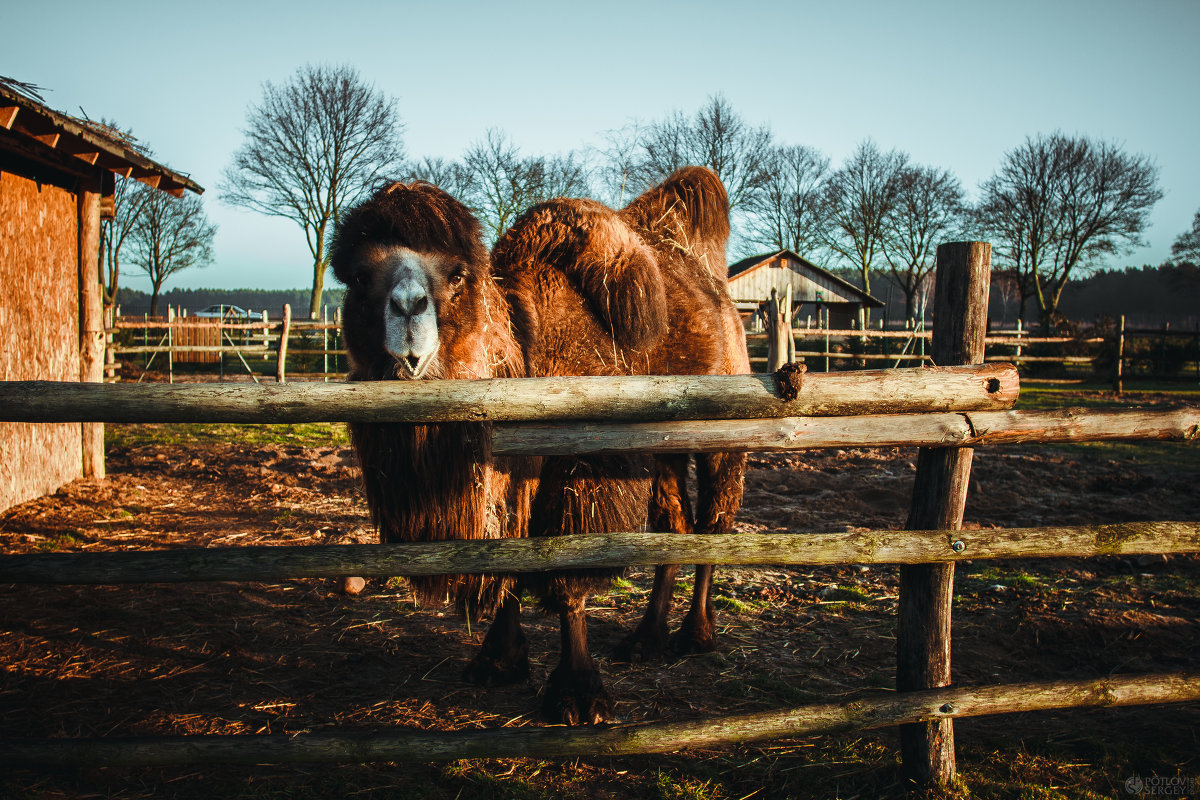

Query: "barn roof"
<box><xmin>0</xmin><ymin>81</ymin><xmax>203</xmax><ymax>197</ymax></box>
<box><xmin>728</xmin><ymin>249</ymin><xmax>883</xmax><ymax>307</ymax></box>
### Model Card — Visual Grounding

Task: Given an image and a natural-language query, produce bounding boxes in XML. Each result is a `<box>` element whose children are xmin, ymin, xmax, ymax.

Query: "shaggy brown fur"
<box><xmin>493</xmin><ymin>167</ymin><xmax>748</xmax><ymax>665</ymax></box>
<box><xmin>333</xmin><ymin>169</ymin><xmax>747</xmax><ymax>724</ymax></box>
<box><xmin>332</xmin><ymin>182</ymin><xmax>532</xmax><ymax>618</ymax></box>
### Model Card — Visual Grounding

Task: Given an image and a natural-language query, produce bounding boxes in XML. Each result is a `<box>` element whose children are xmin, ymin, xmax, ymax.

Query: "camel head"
<box><xmin>332</xmin><ymin>181</ymin><xmax>492</xmax><ymax>380</ymax></box>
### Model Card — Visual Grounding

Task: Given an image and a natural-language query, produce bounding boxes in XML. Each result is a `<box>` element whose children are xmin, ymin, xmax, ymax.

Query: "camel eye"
<box><xmin>353</xmin><ymin>272</ymin><xmax>370</xmax><ymax>288</ymax></box>
<box><xmin>448</xmin><ymin>272</ymin><xmax>465</xmax><ymax>288</ymax></box>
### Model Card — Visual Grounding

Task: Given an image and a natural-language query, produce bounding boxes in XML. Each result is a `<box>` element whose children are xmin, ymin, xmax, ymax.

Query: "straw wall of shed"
<box><xmin>0</xmin><ymin>171</ymin><xmax>83</xmax><ymax>512</ymax></box>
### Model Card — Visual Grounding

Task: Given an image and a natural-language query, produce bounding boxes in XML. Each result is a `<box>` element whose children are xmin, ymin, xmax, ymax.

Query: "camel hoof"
<box><xmin>612</xmin><ymin>625</ymin><xmax>670</xmax><ymax>663</ymax></box>
<box><xmin>669</xmin><ymin>629</ymin><xmax>718</xmax><ymax>655</ymax></box>
<box><xmin>541</xmin><ymin>667</ymin><xmax>613</xmax><ymax>726</ymax></box>
<box><xmin>670</xmin><ymin>609</ymin><xmax>718</xmax><ymax>655</ymax></box>
<box><xmin>462</xmin><ymin>645</ymin><xmax>530</xmax><ymax>688</ymax></box>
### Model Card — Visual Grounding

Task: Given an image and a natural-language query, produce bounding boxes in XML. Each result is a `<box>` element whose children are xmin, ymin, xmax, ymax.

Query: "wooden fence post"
<box><xmin>276</xmin><ymin>304</ymin><xmax>292</xmax><ymax>384</ymax></box>
<box><xmin>897</xmin><ymin>241</ymin><xmax>991</xmax><ymax>787</ymax></box>
<box><xmin>1115</xmin><ymin>315</ymin><xmax>1126</xmax><ymax>395</ymax></box>
<box><xmin>766</xmin><ymin>289</ymin><xmax>786</xmax><ymax>371</ymax></box>
<box><xmin>167</xmin><ymin>307</ymin><xmax>175</xmax><ymax>385</ymax></box>
<box><xmin>77</xmin><ymin>190</ymin><xmax>105</xmax><ymax>478</ymax></box>
<box><xmin>261</xmin><ymin>311</ymin><xmax>269</xmax><ymax>361</ymax></box>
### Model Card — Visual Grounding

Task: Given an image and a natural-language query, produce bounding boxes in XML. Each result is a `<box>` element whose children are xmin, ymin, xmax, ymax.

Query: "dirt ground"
<box><xmin>1</xmin><ymin>389</ymin><xmax>1198</xmax><ymax>799</ymax></box>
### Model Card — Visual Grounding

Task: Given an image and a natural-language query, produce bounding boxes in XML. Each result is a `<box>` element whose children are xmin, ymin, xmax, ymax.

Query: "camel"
<box><xmin>331</xmin><ymin>168</ymin><xmax>746</xmax><ymax>725</ymax></box>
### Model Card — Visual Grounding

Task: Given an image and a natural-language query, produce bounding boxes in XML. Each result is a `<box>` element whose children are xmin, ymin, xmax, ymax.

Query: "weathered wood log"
<box><xmin>0</xmin><ymin>364</ymin><xmax>1018</xmax><ymax>424</ymax></box>
<box><xmin>3</xmin><ymin>522</ymin><xmax>1198</xmax><ymax>584</ymax></box>
<box><xmin>900</xmin><ymin>241</ymin><xmax>991</xmax><ymax>785</ymax></box>
<box><xmin>2</xmin><ymin>672</ymin><xmax>1195</xmax><ymax>767</ymax></box>
<box><xmin>491</xmin><ymin>407</ymin><xmax>1200</xmax><ymax>455</ymax></box>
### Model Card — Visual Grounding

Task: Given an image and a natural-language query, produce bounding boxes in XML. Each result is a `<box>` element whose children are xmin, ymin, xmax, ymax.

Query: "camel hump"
<box><xmin>622</xmin><ymin>166</ymin><xmax>731</xmax><ymax>282</ymax></box>
<box><xmin>494</xmin><ymin>198</ymin><xmax>668</xmax><ymax>350</ymax></box>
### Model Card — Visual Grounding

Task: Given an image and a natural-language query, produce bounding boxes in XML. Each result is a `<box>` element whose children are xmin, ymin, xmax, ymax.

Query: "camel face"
<box><xmin>377</xmin><ymin>246</ymin><xmax>442</xmax><ymax>378</ymax></box>
<box><xmin>349</xmin><ymin>244</ymin><xmax>470</xmax><ymax>380</ymax></box>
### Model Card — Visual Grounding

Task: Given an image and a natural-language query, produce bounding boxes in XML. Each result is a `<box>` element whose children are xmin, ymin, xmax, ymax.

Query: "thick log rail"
<box><xmin>4</xmin><ymin>673</ymin><xmax>1197</xmax><ymax>767</ymax></box>
<box><xmin>0</xmin><ymin>364</ymin><xmax>1016</xmax><ymax>423</ymax></box>
<box><xmin>3</xmin><ymin>522</ymin><xmax>1199</xmax><ymax>585</ymax></box>
<box><xmin>2</xmin><ymin>242</ymin><xmax>1199</xmax><ymax>783</ymax></box>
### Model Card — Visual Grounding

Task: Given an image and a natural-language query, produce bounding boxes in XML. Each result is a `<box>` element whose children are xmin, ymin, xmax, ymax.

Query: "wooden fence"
<box><xmin>107</xmin><ymin>304</ymin><xmax>344</xmax><ymax>383</ymax></box>
<box><xmin>111</xmin><ymin>308</ymin><xmax>1200</xmax><ymax>389</ymax></box>
<box><xmin>3</xmin><ymin>242</ymin><xmax>1199</xmax><ymax>787</ymax></box>
<box><xmin>750</xmin><ymin>316</ymin><xmax>1200</xmax><ymax>387</ymax></box>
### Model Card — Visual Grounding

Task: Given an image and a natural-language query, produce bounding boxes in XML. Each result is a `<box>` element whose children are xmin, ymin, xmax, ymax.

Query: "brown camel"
<box><xmin>331</xmin><ymin>167</ymin><xmax>746</xmax><ymax>725</ymax></box>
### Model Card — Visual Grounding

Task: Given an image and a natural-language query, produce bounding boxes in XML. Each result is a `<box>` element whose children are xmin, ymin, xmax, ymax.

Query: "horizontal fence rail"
<box><xmin>4</xmin><ymin>522</ymin><xmax>1199</xmax><ymax>584</ymax></box>
<box><xmin>2</xmin><ymin>672</ymin><xmax>1195</xmax><ymax>767</ymax></box>
<box><xmin>492</xmin><ymin>407</ymin><xmax>1200</xmax><ymax>455</ymax></box>
<box><xmin>0</xmin><ymin>364</ymin><xmax>1017</xmax><ymax>424</ymax></box>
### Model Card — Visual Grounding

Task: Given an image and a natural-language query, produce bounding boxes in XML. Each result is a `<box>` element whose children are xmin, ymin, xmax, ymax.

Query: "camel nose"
<box><xmin>389</xmin><ymin>284</ymin><xmax>429</xmax><ymax>318</ymax></box>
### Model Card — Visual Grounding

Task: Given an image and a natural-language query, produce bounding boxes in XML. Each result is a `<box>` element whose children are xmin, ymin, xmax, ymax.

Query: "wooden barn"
<box><xmin>0</xmin><ymin>80</ymin><xmax>202</xmax><ymax>513</ymax></box>
<box><xmin>727</xmin><ymin>249</ymin><xmax>883</xmax><ymax>328</ymax></box>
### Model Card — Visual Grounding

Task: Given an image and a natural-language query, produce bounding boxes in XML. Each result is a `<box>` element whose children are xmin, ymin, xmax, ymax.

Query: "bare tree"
<box><xmin>1170</xmin><ymin>209</ymin><xmax>1200</xmax><ymax>264</ymax></box>
<box><xmin>461</xmin><ymin>129</ymin><xmax>590</xmax><ymax>242</ymax></box>
<box><xmin>406</xmin><ymin>155</ymin><xmax>475</xmax><ymax>200</ymax></box>
<box><xmin>631</xmin><ymin>95</ymin><xmax>773</xmax><ymax>213</ymax></box>
<box><xmin>823</xmin><ymin>140</ymin><xmax>909</xmax><ymax>312</ymax></box>
<box><xmin>979</xmin><ymin>133</ymin><xmax>1161</xmax><ymax>328</ymax></box>
<box><xmin>591</xmin><ymin>123</ymin><xmax>645</xmax><ymax>207</ymax></box>
<box><xmin>128</xmin><ymin>192</ymin><xmax>216</xmax><ymax>317</ymax></box>
<box><xmin>882</xmin><ymin>164</ymin><xmax>965</xmax><ymax>322</ymax></box>
<box><xmin>744</xmin><ymin>143</ymin><xmax>830</xmax><ymax>257</ymax></box>
<box><xmin>89</xmin><ymin>120</ymin><xmax>153</xmax><ymax>320</ymax></box>
<box><xmin>221</xmin><ymin>64</ymin><xmax>404</xmax><ymax>317</ymax></box>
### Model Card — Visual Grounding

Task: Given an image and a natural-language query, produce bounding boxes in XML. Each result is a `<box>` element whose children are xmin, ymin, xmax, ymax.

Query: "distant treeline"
<box><xmin>116</xmin><ymin>288</ymin><xmax>346</xmax><ymax>318</ymax></box>
<box><xmin>1056</xmin><ymin>263</ymin><xmax>1200</xmax><ymax>328</ymax></box>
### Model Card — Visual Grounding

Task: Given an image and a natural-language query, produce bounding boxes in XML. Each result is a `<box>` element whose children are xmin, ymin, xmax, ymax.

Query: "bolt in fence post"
<box><xmin>898</xmin><ymin>241</ymin><xmax>991</xmax><ymax>788</ymax></box>
<box><xmin>276</xmin><ymin>304</ymin><xmax>292</xmax><ymax>385</ymax></box>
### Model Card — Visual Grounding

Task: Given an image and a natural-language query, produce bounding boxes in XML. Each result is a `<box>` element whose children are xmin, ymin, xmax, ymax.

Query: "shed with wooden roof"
<box><xmin>727</xmin><ymin>249</ymin><xmax>883</xmax><ymax>329</ymax></box>
<box><xmin>0</xmin><ymin>79</ymin><xmax>202</xmax><ymax>512</ymax></box>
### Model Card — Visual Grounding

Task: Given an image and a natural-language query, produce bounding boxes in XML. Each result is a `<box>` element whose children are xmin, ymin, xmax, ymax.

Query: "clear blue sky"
<box><xmin>8</xmin><ymin>0</ymin><xmax>1198</xmax><ymax>294</ymax></box>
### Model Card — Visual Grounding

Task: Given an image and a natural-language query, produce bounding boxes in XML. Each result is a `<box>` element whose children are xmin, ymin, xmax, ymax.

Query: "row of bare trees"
<box><xmin>114</xmin><ymin>62</ymin><xmax>1176</xmax><ymax>329</ymax></box>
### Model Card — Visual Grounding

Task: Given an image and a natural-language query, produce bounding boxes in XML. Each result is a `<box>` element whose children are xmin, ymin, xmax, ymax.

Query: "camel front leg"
<box><xmin>614</xmin><ymin>455</ymin><xmax>691</xmax><ymax>662</ymax></box>
<box><xmin>462</xmin><ymin>593</ymin><xmax>530</xmax><ymax>687</ymax></box>
<box><xmin>542</xmin><ymin>595</ymin><xmax>612</xmax><ymax>725</ymax></box>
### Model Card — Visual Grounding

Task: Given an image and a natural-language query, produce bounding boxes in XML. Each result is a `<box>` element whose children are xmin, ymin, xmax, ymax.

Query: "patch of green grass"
<box><xmin>821</xmin><ymin>585</ymin><xmax>876</xmax><ymax>603</ymax></box>
<box><xmin>36</xmin><ymin>532</ymin><xmax>81</xmax><ymax>552</ymax></box>
<box><xmin>651</xmin><ymin>769</ymin><xmax>722</xmax><ymax>800</ymax></box>
<box><xmin>963</xmin><ymin>565</ymin><xmax>1043</xmax><ymax>588</ymax></box>
<box><xmin>713</xmin><ymin>593</ymin><xmax>759</xmax><ymax>614</ymax></box>
<box><xmin>106</xmin><ymin>422</ymin><xmax>349</xmax><ymax>449</ymax></box>
<box><xmin>1043</xmin><ymin>439</ymin><xmax>1200</xmax><ymax>471</ymax></box>
<box><xmin>1015</xmin><ymin>383</ymin><xmax>1199</xmax><ymax>412</ymax></box>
